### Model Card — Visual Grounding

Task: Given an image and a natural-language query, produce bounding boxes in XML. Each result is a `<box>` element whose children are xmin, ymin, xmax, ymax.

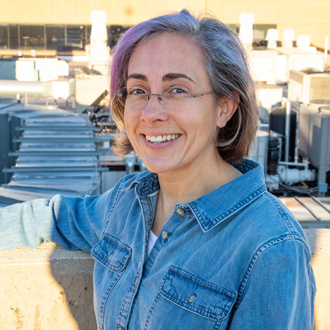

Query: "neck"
<box><xmin>157</xmin><ymin>153</ymin><xmax>240</xmax><ymax>204</ymax></box>
<box><xmin>151</xmin><ymin>151</ymin><xmax>242</xmax><ymax>235</ymax></box>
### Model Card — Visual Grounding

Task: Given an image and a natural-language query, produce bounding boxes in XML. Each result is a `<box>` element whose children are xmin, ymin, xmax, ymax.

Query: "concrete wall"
<box><xmin>305</xmin><ymin>229</ymin><xmax>330</xmax><ymax>330</ymax></box>
<box><xmin>0</xmin><ymin>229</ymin><xmax>329</xmax><ymax>329</ymax></box>
<box><xmin>0</xmin><ymin>0</ymin><xmax>329</xmax><ymax>49</ymax></box>
<box><xmin>0</xmin><ymin>243</ymin><xmax>96</xmax><ymax>330</ymax></box>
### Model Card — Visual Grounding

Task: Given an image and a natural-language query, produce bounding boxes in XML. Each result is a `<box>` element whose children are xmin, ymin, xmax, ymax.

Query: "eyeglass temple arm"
<box><xmin>189</xmin><ymin>91</ymin><xmax>214</xmax><ymax>98</ymax></box>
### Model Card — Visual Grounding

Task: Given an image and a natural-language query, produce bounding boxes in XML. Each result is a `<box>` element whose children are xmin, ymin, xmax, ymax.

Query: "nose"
<box><xmin>140</xmin><ymin>94</ymin><xmax>169</xmax><ymax>124</ymax></box>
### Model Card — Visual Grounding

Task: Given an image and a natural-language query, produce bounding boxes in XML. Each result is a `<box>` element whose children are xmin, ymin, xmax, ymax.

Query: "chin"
<box><xmin>142</xmin><ymin>159</ymin><xmax>177</xmax><ymax>174</ymax></box>
<box><xmin>144</xmin><ymin>164</ymin><xmax>172</xmax><ymax>174</ymax></box>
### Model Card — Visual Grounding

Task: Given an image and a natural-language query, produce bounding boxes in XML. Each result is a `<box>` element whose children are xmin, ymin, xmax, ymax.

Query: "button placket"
<box><xmin>187</xmin><ymin>294</ymin><xmax>197</xmax><ymax>303</ymax></box>
<box><xmin>176</xmin><ymin>207</ymin><xmax>185</xmax><ymax>216</ymax></box>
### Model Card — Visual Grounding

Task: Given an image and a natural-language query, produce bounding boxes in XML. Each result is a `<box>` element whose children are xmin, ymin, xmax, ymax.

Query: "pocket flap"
<box><xmin>159</xmin><ymin>265</ymin><xmax>236</xmax><ymax>321</ymax></box>
<box><xmin>91</xmin><ymin>234</ymin><xmax>131</xmax><ymax>272</ymax></box>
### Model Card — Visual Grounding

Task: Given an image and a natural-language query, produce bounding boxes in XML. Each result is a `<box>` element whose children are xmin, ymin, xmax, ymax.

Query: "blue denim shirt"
<box><xmin>0</xmin><ymin>159</ymin><xmax>315</xmax><ymax>329</ymax></box>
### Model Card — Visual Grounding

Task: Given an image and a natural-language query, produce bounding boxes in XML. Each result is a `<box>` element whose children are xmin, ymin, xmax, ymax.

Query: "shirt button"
<box><xmin>187</xmin><ymin>294</ymin><xmax>196</xmax><ymax>303</ymax></box>
<box><xmin>108</xmin><ymin>254</ymin><xmax>113</xmax><ymax>261</ymax></box>
<box><xmin>176</xmin><ymin>208</ymin><xmax>185</xmax><ymax>216</ymax></box>
<box><xmin>119</xmin><ymin>328</ymin><xmax>123</xmax><ymax>330</ymax></box>
<box><xmin>161</xmin><ymin>231</ymin><xmax>168</xmax><ymax>239</ymax></box>
<box><xmin>135</xmin><ymin>278</ymin><xmax>139</xmax><ymax>286</ymax></box>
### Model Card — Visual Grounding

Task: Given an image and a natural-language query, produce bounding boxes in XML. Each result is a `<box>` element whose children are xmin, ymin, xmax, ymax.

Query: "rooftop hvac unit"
<box><xmin>298</xmin><ymin>102</ymin><xmax>330</xmax><ymax>194</ymax></box>
<box><xmin>1</xmin><ymin>58</ymin><xmax>65</xmax><ymax>81</ymax></box>
<box><xmin>288</xmin><ymin>70</ymin><xmax>330</xmax><ymax>104</ymax></box>
<box><xmin>269</xmin><ymin>106</ymin><xmax>297</xmax><ymax>163</ymax></box>
<box><xmin>277</xmin><ymin>47</ymin><xmax>324</xmax><ymax>82</ymax></box>
<box><xmin>250</xmin><ymin>130</ymin><xmax>269</xmax><ymax>174</ymax></box>
<box><xmin>249</xmin><ymin>50</ymin><xmax>277</xmax><ymax>84</ymax></box>
<box><xmin>15</xmin><ymin>60</ymin><xmax>39</xmax><ymax>81</ymax></box>
<box><xmin>0</xmin><ymin>59</ymin><xmax>16</xmax><ymax>80</ymax></box>
<box><xmin>256</xmin><ymin>83</ymin><xmax>283</xmax><ymax>123</ymax></box>
<box><xmin>17</xmin><ymin>58</ymin><xmax>59</xmax><ymax>81</ymax></box>
<box><xmin>75</xmin><ymin>68</ymin><xmax>109</xmax><ymax>114</ymax></box>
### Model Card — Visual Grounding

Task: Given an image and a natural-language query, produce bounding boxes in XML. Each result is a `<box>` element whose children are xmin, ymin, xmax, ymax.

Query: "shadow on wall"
<box><xmin>0</xmin><ymin>243</ymin><xmax>96</xmax><ymax>330</ymax></box>
<box><xmin>49</xmin><ymin>247</ymin><xmax>97</xmax><ymax>330</ymax></box>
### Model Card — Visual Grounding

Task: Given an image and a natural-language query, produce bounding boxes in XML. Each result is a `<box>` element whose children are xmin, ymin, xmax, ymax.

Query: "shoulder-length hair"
<box><xmin>110</xmin><ymin>9</ymin><xmax>258</xmax><ymax>163</ymax></box>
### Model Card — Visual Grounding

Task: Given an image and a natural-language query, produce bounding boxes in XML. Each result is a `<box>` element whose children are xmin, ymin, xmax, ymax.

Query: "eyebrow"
<box><xmin>162</xmin><ymin>73</ymin><xmax>194</xmax><ymax>83</ymax></box>
<box><xmin>126</xmin><ymin>72</ymin><xmax>194</xmax><ymax>83</ymax></box>
<box><xmin>127</xmin><ymin>73</ymin><xmax>148</xmax><ymax>81</ymax></box>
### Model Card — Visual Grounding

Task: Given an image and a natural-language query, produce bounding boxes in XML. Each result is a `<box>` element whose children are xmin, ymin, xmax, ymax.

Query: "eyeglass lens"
<box><xmin>117</xmin><ymin>89</ymin><xmax>187</xmax><ymax>110</ymax></box>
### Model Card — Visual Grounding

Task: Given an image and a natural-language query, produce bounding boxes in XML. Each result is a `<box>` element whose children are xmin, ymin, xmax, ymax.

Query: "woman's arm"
<box><xmin>229</xmin><ymin>239</ymin><xmax>316</xmax><ymax>329</ymax></box>
<box><xmin>0</xmin><ymin>184</ymin><xmax>122</xmax><ymax>252</ymax></box>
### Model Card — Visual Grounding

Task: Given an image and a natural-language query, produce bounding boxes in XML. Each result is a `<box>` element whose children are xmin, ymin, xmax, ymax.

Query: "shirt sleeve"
<box><xmin>0</xmin><ymin>185</ymin><xmax>121</xmax><ymax>253</ymax></box>
<box><xmin>229</xmin><ymin>239</ymin><xmax>316</xmax><ymax>329</ymax></box>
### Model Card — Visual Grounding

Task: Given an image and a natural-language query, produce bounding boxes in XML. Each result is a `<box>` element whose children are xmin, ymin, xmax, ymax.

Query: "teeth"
<box><xmin>146</xmin><ymin>134</ymin><xmax>180</xmax><ymax>143</ymax></box>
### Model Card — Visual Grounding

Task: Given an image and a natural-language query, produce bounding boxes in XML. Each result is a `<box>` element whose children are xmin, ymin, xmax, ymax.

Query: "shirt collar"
<box><xmin>121</xmin><ymin>171</ymin><xmax>159</xmax><ymax>195</ymax></box>
<box><xmin>124</xmin><ymin>159</ymin><xmax>267</xmax><ymax>233</ymax></box>
<box><xmin>188</xmin><ymin>159</ymin><xmax>267</xmax><ymax>232</ymax></box>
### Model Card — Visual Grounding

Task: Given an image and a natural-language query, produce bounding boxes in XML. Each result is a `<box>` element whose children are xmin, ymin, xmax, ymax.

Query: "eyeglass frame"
<box><xmin>115</xmin><ymin>87</ymin><xmax>216</xmax><ymax>110</ymax></box>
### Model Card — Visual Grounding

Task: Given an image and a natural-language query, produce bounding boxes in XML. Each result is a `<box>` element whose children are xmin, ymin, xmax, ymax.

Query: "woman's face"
<box><xmin>124</xmin><ymin>32</ymin><xmax>227</xmax><ymax>176</ymax></box>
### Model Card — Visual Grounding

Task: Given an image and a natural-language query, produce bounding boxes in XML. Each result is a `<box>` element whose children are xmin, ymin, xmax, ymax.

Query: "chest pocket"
<box><xmin>91</xmin><ymin>233</ymin><xmax>131</xmax><ymax>272</ymax></box>
<box><xmin>158</xmin><ymin>265</ymin><xmax>236</xmax><ymax>325</ymax></box>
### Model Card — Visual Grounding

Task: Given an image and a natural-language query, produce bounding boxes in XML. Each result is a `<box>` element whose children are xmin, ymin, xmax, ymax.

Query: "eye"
<box><xmin>128</xmin><ymin>88</ymin><xmax>147</xmax><ymax>95</ymax></box>
<box><xmin>169</xmin><ymin>87</ymin><xmax>188</xmax><ymax>94</ymax></box>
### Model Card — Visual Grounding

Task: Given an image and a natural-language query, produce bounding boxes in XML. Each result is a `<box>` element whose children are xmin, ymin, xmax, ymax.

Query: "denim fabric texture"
<box><xmin>0</xmin><ymin>159</ymin><xmax>315</xmax><ymax>329</ymax></box>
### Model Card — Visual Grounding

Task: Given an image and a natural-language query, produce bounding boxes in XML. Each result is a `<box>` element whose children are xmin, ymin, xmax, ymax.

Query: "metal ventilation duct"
<box><xmin>0</xmin><ymin>104</ymin><xmax>105</xmax><ymax>207</ymax></box>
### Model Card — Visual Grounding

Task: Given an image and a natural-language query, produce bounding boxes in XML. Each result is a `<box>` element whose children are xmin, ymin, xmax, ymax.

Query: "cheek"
<box><xmin>123</xmin><ymin>110</ymin><xmax>134</xmax><ymax>133</ymax></box>
<box><xmin>123</xmin><ymin>111</ymin><xmax>139</xmax><ymax>145</ymax></box>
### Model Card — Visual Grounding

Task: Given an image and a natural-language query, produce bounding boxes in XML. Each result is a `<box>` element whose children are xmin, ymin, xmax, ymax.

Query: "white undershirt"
<box><xmin>145</xmin><ymin>190</ymin><xmax>159</xmax><ymax>259</ymax></box>
<box><xmin>146</xmin><ymin>230</ymin><xmax>158</xmax><ymax>259</ymax></box>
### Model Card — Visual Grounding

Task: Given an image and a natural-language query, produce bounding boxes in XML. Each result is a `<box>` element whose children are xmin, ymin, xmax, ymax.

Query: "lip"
<box><xmin>142</xmin><ymin>134</ymin><xmax>181</xmax><ymax>149</ymax></box>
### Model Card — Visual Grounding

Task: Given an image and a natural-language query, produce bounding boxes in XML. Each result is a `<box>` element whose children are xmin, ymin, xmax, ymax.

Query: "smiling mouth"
<box><xmin>145</xmin><ymin>134</ymin><xmax>181</xmax><ymax>144</ymax></box>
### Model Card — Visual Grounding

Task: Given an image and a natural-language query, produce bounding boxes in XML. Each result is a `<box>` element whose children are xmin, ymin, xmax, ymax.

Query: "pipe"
<box><xmin>124</xmin><ymin>152</ymin><xmax>135</xmax><ymax>174</ymax></box>
<box><xmin>137</xmin><ymin>156</ymin><xmax>146</xmax><ymax>172</ymax></box>
<box><xmin>278</xmin><ymin>158</ymin><xmax>309</xmax><ymax>170</ymax></box>
<box><xmin>284</xmin><ymin>100</ymin><xmax>291</xmax><ymax>163</ymax></box>
<box><xmin>0</xmin><ymin>80</ymin><xmax>53</xmax><ymax>98</ymax></box>
<box><xmin>277</xmin><ymin>165</ymin><xmax>315</xmax><ymax>185</ymax></box>
<box><xmin>325</xmin><ymin>36</ymin><xmax>328</xmax><ymax>66</ymax></box>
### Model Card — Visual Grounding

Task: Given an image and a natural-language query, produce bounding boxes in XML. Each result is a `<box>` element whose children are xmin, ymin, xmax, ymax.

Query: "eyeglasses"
<box><xmin>115</xmin><ymin>87</ymin><xmax>215</xmax><ymax>111</ymax></box>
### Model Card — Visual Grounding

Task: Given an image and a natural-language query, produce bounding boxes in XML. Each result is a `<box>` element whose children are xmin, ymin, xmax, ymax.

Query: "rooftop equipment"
<box><xmin>256</xmin><ymin>83</ymin><xmax>283</xmax><ymax>123</ymax></box>
<box><xmin>282</xmin><ymin>29</ymin><xmax>295</xmax><ymax>49</ymax></box>
<box><xmin>288</xmin><ymin>69</ymin><xmax>330</xmax><ymax>104</ymax></box>
<box><xmin>297</xmin><ymin>35</ymin><xmax>312</xmax><ymax>51</ymax></box>
<box><xmin>266</xmin><ymin>29</ymin><xmax>279</xmax><ymax>49</ymax></box>
<box><xmin>87</xmin><ymin>10</ymin><xmax>110</xmax><ymax>74</ymax></box>
<box><xmin>299</xmin><ymin>102</ymin><xmax>330</xmax><ymax>195</ymax></box>
<box><xmin>0</xmin><ymin>104</ymin><xmax>105</xmax><ymax>206</ymax></box>
<box><xmin>276</xmin><ymin>48</ymin><xmax>324</xmax><ymax>82</ymax></box>
<box><xmin>239</xmin><ymin>13</ymin><xmax>254</xmax><ymax>49</ymax></box>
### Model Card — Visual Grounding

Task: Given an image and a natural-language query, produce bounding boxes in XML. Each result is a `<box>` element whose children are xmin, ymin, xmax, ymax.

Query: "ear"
<box><xmin>216</xmin><ymin>93</ymin><xmax>239</xmax><ymax>128</ymax></box>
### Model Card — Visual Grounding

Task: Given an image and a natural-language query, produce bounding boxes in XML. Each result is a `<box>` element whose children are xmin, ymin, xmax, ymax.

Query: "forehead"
<box><xmin>127</xmin><ymin>33</ymin><xmax>208</xmax><ymax>83</ymax></box>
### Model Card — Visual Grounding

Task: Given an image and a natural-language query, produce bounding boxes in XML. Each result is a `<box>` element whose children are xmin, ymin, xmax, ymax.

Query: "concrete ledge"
<box><xmin>0</xmin><ymin>243</ymin><xmax>96</xmax><ymax>330</ymax></box>
<box><xmin>304</xmin><ymin>229</ymin><xmax>330</xmax><ymax>330</ymax></box>
<box><xmin>0</xmin><ymin>230</ymin><xmax>329</xmax><ymax>329</ymax></box>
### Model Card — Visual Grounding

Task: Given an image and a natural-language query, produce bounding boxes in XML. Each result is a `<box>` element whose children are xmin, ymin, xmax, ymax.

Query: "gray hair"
<box><xmin>110</xmin><ymin>9</ymin><xmax>259</xmax><ymax>162</ymax></box>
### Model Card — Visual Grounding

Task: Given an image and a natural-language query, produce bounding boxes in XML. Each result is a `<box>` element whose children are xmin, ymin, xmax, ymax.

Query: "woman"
<box><xmin>1</xmin><ymin>10</ymin><xmax>315</xmax><ymax>329</ymax></box>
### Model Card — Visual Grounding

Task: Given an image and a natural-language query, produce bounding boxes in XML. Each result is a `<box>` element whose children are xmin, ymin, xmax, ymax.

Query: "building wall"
<box><xmin>0</xmin><ymin>0</ymin><xmax>329</xmax><ymax>49</ymax></box>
